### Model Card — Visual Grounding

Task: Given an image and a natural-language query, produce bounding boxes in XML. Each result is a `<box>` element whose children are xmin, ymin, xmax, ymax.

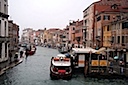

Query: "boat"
<box><xmin>26</xmin><ymin>44</ymin><xmax>36</xmax><ymax>56</ymax></box>
<box><xmin>27</xmin><ymin>47</ymin><xmax>36</xmax><ymax>55</ymax></box>
<box><xmin>50</xmin><ymin>54</ymin><xmax>72</xmax><ymax>79</ymax></box>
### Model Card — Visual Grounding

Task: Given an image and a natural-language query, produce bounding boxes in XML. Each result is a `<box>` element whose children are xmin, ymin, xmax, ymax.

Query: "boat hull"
<box><xmin>50</xmin><ymin>70</ymin><xmax>72</xmax><ymax>80</ymax></box>
<box><xmin>28</xmin><ymin>51</ymin><xmax>35</xmax><ymax>55</ymax></box>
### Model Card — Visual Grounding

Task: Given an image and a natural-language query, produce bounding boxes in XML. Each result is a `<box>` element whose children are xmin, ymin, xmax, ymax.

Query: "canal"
<box><xmin>0</xmin><ymin>46</ymin><xmax>128</xmax><ymax>85</ymax></box>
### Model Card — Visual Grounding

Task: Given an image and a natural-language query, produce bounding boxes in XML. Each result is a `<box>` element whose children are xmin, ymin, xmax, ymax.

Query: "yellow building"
<box><xmin>43</xmin><ymin>30</ymin><xmax>52</xmax><ymax>44</ymax></box>
<box><xmin>103</xmin><ymin>24</ymin><xmax>112</xmax><ymax>48</ymax></box>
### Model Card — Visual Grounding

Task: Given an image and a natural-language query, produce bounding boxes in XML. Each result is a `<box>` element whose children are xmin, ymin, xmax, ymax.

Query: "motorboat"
<box><xmin>50</xmin><ymin>54</ymin><xmax>72</xmax><ymax>79</ymax></box>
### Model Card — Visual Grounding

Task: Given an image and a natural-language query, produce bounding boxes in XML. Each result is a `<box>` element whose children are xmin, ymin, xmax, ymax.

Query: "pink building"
<box><xmin>68</xmin><ymin>20</ymin><xmax>83</xmax><ymax>48</ymax></box>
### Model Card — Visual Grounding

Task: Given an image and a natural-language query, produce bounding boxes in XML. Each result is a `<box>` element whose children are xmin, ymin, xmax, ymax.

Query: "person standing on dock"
<box><xmin>119</xmin><ymin>58</ymin><xmax>125</xmax><ymax>75</ymax></box>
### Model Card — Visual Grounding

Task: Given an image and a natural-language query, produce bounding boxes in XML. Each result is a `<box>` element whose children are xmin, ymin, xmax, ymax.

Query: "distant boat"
<box><xmin>26</xmin><ymin>44</ymin><xmax>37</xmax><ymax>56</ymax></box>
<box><xmin>27</xmin><ymin>47</ymin><xmax>36</xmax><ymax>55</ymax></box>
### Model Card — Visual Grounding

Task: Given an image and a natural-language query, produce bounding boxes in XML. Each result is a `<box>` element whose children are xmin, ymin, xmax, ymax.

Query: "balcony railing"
<box><xmin>0</xmin><ymin>36</ymin><xmax>10</xmax><ymax>43</ymax></box>
<box><xmin>0</xmin><ymin>12</ymin><xmax>9</xmax><ymax>19</ymax></box>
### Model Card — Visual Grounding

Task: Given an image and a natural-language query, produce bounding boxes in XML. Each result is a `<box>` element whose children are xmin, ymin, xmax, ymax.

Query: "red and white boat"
<box><xmin>28</xmin><ymin>47</ymin><xmax>36</xmax><ymax>55</ymax></box>
<box><xmin>50</xmin><ymin>54</ymin><xmax>72</xmax><ymax>79</ymax></box>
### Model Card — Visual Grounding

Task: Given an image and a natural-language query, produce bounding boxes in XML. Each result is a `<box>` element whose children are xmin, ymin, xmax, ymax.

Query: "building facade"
<box><xmin>75</xmin><ymin>20</ymin><xmax>83</xmax><ymax>48</ymax></box>
<box><xmin>68</xmin><ymin>20</ymin><xmax>84</xmax><ymax>48</ymax></box>
<box><xmin>95</xmin><ymin>1</ymin><xmax>128</xmax><ymax>48</ymax></box>
<box><xmin>83</xmin><ymin>0</ymin><xmax>128</xmax><ymax>49</ymax></box>
<box><xmin>83</xmin><ymin>4</ymin><xmax>94</xmax><ymax>47</ymax></box>
<box><xmin>21</xmin><ymin>28</ymin><xmax>33</xmax><ymax>44</ymax></box>
<box><xmin>111</xmin><ymin>16</ymin><xmax>128</xmax><ymax>63</ymax></box>
<box><xmin>0</xmin><ymin>0</ymin><xmax>9</xmax><ymax>70</ymax></box>
<box><xmin>8</xmin><ymin>20</ymin><xmax>19</xmax><ymax>63</ymax></box>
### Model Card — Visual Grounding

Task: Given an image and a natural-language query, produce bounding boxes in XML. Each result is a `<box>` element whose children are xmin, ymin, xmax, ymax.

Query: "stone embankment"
<box><xmin>0</xmin><ymin>57</ymin><xmax>24</xmax><ymax>76</ymax></box>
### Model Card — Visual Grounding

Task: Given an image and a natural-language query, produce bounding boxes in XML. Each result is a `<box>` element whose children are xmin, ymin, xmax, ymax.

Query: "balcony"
<box><xmin>0</xmin><ymin>36</ymin><xmax>10</xmax><ymax>43</ymax></box>
<box><xmin>0</xmin><ymin>12</ymin><xmax>9</xmax><ymax>19</ymax></box>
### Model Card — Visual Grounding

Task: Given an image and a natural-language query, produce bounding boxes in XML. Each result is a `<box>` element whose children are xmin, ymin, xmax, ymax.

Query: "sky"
<box><xmin>8</xmin><ymin>0</ymin><xmax>99</xmax><ymax>36</ymax></box>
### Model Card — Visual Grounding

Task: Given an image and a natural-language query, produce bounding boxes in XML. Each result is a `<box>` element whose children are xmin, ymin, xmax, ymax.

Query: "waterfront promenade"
<box><xmin>0</xmin><ymin>55</ymin><xmax>24</xmax><ymax>76</ymax></box>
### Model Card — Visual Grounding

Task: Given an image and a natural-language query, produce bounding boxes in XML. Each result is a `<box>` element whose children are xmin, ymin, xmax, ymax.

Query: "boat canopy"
<box><xmin>72</xmin><ymin>47</ymin><xmax>97</xmax><ymax>53</ymax></box>
<box><xmin>71</xmin><ymin>47</ymin><xmax>109</xmax><ymax>55</ymax></box>
<box><xmin>95</xmin><ymin>47</ymin><xmax>106</xmax><ymax>54</ymax></box>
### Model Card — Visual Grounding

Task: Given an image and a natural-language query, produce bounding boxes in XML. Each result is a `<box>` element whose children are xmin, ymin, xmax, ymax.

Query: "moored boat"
<box><xmin>26</xmin><ymin>44</ymin><xmax>36</xmax><ymax>56</ymax></box>
<box><xmin>50</xmin><ymin>54</ymin><xmax>72</xmax><ymax>79</ymax></box>
<box><xmin>27</xmin><ymin>47</ymin><xmax>36</xmax><ymax>55</ymax></box>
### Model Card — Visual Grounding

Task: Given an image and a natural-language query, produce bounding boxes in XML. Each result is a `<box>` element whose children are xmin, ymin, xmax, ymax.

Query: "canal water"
<box><xmin>0</xmin><ymin>47</ymin><xmax>127</xmax><ymax>85</ymax></box>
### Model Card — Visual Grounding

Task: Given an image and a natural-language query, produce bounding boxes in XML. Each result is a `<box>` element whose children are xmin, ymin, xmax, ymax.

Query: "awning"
<box><xmin>95</xmin><ymin>47</ymin><xmax>106</xmax><ymax>54</ymax></box>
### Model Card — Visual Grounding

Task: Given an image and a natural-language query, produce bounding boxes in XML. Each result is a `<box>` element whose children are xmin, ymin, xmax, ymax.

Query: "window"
<box><xmin>111</xmin><ymin>4</ymin><xmax>118</xmax><ymax>9</ymax></box>
<box><xmin>118</xmin><ymin>36</ymin><xmax>120</xmax><ymax>44</ymax></box>
<box><xmin>5</xmin><ymin>21</ymin><xmax>7</xmax><ymax>36</ymax></box>
<box><xmin>5</xmin><ymin>43</ymin><xmax>7</xmax><ymax>57</ymax></box>
<box><xmin>73</xmin><ymin>27</ymin><xmax>75</xmax><ymax>30</ymax></box>
<box><xmin>112</xmin><ymin>37</ymin><xmax>114</xmax><ymax>43</ymax></box>
<box><xmin>107</xmin><ymin>26</ymin><xmax>110</xmax><ymax>31</ymax></box>
<box><xmin>84</xmin><ymin>20</ymin><xmax>87</xmax><ymax>24</ymax></box>
<box><xmin>122</xmin><ymin>22</ymin><xmax>128</xmax><ymax>29</ymax></box>
<box><xmin>63</xmin><ymin>36</ymin><xmax>66</xmax><ymax>38</ymax></box>
<box><xmin>122</xmin><ymin>36</ymin><xmax>124</xmax><ymax>43</ymax></box>
<box><xmin>0</xmin><ymin>43</ymin><xmax>2</xmax><ymax>58</ymax></box>
<box><xmin>116</xmin><ymin>15</ymin><xmax>121</xmax><ymax>20</ymax></box>
<box><xmin>97</xmin><ymin>16</ymin><xmax>101</xmax><ymax>21</ymax></box>
<box><xmin>103</xmin><ymin>15</ymin><xmax>110</xmax><ymax>20</ymax></box>
<box><xmin>4</xmin><ymin>4</ymin><xmax>6</xmax><ymax>13</ymax></box>
<box><xmin>91</xmin><ymin>54</ymin><xmax>98</xmax><ymax>60</ymax></box>
<box><xmin>97</xmin><ymin>28</ymin><xmax>101</xmax><ymax>36</ymax></box>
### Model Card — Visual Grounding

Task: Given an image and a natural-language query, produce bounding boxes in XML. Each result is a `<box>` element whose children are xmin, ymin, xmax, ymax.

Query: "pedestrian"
<box><xmin>9</xmin><ymin>52</ymin><xmax>12</xmax><ymax>64</ymax></box>
<box><xmin>20</xmin><ymin>50</ymin><xmax>23</xmax><ymax>58</ymax></box>
<box><xmin>119</xmin><ymin>59</ymin><xmax>124</xmax><ymax>74</ymax></box>
<box><xmin>109</xmin><ymin>61</ymin><xmax>113</xmax><ymax>73</ymax></box>
<box><xmin>14</xmin><ymin>53</ymin><xmax>19</xmax><ymax>62</ymax></box>
<box><xmin>25</xmin><ymin>49</ymin><xmax>29</xmax><ymax>59</ymax></box>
